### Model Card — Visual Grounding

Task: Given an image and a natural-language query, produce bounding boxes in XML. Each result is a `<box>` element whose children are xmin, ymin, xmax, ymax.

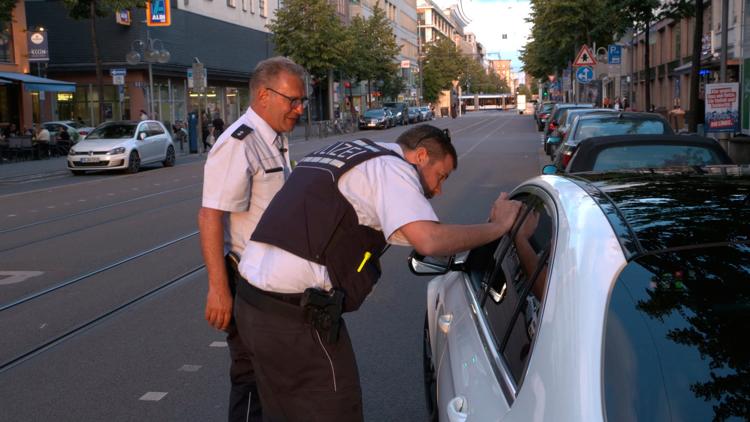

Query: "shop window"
<box><xmin>0</xmin><ymin>20</ymin><xmax>14</xmax><ymax>63</ymax></box>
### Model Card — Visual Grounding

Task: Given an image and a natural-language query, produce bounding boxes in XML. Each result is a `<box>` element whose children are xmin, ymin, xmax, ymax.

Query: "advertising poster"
<box><xmin>705</xmin><ymin>83</ymin><xmax>739</xmax><ymax>133</ymax></box>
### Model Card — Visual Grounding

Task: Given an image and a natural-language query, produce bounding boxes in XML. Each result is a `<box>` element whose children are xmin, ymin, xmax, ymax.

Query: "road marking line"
<box><xmin>0</xmin><ymin>271</ymin><xmax>44</xmax><ymax>285</ymax></box>
<box><xmin>209</xmin><ymin>341</ymin><xmax>227</xmax><ymax>348</ymax></box>
<box><xmin>7</xmin><ymin>214</ymin><xmax>16</xmax><ymax>217</ymax></box>
<box><xmin>139</xmin><ymin>392</ymin><xmax>168</xmax><ymax>401</ymax></box>
<box><xmin>458</xmin><ymin>118</ymin><xmax>512</xmax><ymax>160</ymax></box>
<box><xmin>178</xmin><ymin>364</ymin><xmax>202</xmax><ymax>372</ymax></box>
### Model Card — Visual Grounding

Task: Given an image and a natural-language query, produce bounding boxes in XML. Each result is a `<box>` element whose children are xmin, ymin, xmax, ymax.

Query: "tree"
<box><xmin>521</xmin><ymin>0</ymin><xmax>627</xmax><ymax>79</ymax></box>
<box><xmin>268</xmin><ymin>0</ymin><xmax>349</xmax><ymax>80</ymax></box>
<box><xmin>516</xmin><ymin>84</ymin><xmax>533</xmax><ymax>98</ymax></box>
<box><xmin>662</xmin><ymin>0</ymin><xmax>705</xmax><ymax>131</ymax></box>
<box><xmin>343</xmin><ymin>2</ymin><xmax>401</xmax><ymax>106</ymax></box>
<box><xmin>0</xmin><ymin>0</ymin><xmax>15</xmax><ymax>22</ymax></box>
<box><xmin>618</xmin><ymin>0</ymin><xmax>660</xmax><ymax>111</ymax></box>
<box><xmin>421</xmin><ymin>37</ymin><xmax>465</xmax><ymax>103</ymax></box>
<box><xmin>63</xmin><ymin>0</ymin><xmax>144</xmax><ymax>123</ymax></box>
<box><xmin>381</xmin><ymin>71</ymin><xmax>405</xmax><ymax>101</ymax></box>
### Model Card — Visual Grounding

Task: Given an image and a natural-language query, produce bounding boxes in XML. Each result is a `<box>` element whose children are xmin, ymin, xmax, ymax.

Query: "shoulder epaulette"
<box><xmin>231</xmin><ymin>124</ymin><xmax>253</xmax><ymax>140</ymax></box>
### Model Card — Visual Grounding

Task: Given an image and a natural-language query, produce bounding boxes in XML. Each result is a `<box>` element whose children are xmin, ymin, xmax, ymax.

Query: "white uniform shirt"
<box><xmin>201</xmin><ymin>106</ymin><xmax>291</xmax><ymax>255</ymax></box>
<box><xmin>239</xmin><ymin>142</ymin><xmax>438</xmax><ymax>293</ymax></box>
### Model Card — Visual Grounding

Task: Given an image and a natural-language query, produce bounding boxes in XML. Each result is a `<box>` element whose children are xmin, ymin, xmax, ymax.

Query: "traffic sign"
<box><xmin>112</xmin><ymin>75</ymin><xmax>125</xmax><ymax>85</ymax></box>
<box><xmin>608</xmin><ymin>45</ymin><xmax>622</xmax><ymax>65</ymax></box>
<box><xmin>576</xmin><ymin>66</ymin><xmax>594</xmax><ymax>84</ymax></box>
<box><xmin>573</xmin><ymin>45</ymin><xmax>597</xmax><ymax>66</ymax></box>
<box><xmin>110</xmin><ymin>68</ymin><xmax>127</xmax><ymax>76</ymax></box>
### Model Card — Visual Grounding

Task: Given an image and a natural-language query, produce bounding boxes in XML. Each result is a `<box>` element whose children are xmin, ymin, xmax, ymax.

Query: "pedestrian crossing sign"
<box><xmin>573</xmin><ymin>45</ymin><xmax>597</xmax><ymax>67</ymax></box>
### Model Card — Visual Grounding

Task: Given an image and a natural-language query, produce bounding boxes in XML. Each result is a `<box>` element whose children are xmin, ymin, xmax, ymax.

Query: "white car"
<box><xmin>411</xmin><ymin>167</ymin><xmax>750</xmax><ymax>421</ymax></box>
<box><xmin>42</xmin><ymin>120</ymin><xmax>95</xmax><ymax>142</ymax></box>
<box><xmin>67</xmin><ymin>120</ymin><xmax>175</xmax><ymax>175</ymax></box>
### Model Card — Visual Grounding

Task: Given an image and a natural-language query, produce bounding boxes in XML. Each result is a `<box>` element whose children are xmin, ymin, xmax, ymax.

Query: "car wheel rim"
<box><xmin>129</xmin><ymin>152</ymin><xmax>140</xmax><ymax>171</ymax></box>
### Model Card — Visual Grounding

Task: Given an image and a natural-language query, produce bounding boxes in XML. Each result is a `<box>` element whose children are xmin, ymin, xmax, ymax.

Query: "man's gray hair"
<box><xmin>249</xmin><ymin>56</ymin><xmax>306</xmax><ymax>100</ymax></box>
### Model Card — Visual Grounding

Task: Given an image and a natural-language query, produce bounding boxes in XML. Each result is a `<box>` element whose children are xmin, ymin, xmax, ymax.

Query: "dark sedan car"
<box><xmin>413</xmin><ymin>165</ymin><xmax>750</xmax><ymax>421</ymax></box>
<box><xmin>544</xmin><ymin>135</ymin><xmax>732</xmax><ymax>174</ymax></box>
<box><xmin>550</xmin><ymin>112</ymin><xmax>674</xmax><ymax>170</ymax></box>
<box><xmin>359</xmin><ymin>108</ymin><xmax>392</xmax><ymax>130</ymax></box>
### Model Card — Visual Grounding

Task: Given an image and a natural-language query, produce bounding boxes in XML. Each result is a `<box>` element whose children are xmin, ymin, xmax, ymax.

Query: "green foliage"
<box><xmin>520</xmin><ymin>0</ymin><xmax>627</xmax><ymax>79</ymax></box>
<box><xmin>268</xmin><ymin>0</ymin><xmax>351</xmax><ymax>79</ymax></box>
<box><xmin>380</xmin><ymin>71</ymin><xmax>405</xmax><ymax>100</ymax></box>
<box><xmin>343</xmin><ymin>3</ymin><xmax>401</xmax><ymax>87</ymax></box>
<box><xmin>421</xmin><ymin>37</ymin><xmax>465</xmax><ymax>102</ymax></box>
<box><xmin>516</xmin><ymin>83</ymin><xmax>533</xmax><ymax>97</ymax></box>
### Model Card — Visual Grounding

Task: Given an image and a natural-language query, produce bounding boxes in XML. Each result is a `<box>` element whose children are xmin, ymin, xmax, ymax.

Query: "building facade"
<box><xmin>25</xmin><ymin>0</ymin><xmax>278</xmax><ymax>129</ymax></box>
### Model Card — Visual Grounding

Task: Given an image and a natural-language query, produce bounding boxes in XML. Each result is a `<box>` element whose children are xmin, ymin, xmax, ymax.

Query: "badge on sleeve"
<box><xmin>231</xmin><ymin>124</ymin><xmax>254</xmax><ymax>140</ymax></box>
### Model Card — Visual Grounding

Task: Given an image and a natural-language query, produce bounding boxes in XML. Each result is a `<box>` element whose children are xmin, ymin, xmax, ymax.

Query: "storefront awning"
<box><xmin>0</xmin><ymin>71</ymin><xmax>76</xmax><ymax>92</ymax></box>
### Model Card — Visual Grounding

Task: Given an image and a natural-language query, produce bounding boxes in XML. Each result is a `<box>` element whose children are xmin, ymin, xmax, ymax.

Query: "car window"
<box><xmin>575</xmin><ymin>119</ymin><xmax>668</xmax><ymax>140</ymax></box>
<box><xmin>87</xmin><ymin>123</ymin><xmax>137</xmax><ymax>140</ymax></box>
<box><xmin>147</xmin><ymin>122</ymin><xmax>165</xmax><ymax>136</ymax></box>
<box><xmin>473</xmin><ymin>192</ymin><xmax>555</xmax><ymax>388</ymax></box>
<box><xmin>592</xmin><ymin>145</ymin><xmax>724</xmax><ymax>171</ymax></box>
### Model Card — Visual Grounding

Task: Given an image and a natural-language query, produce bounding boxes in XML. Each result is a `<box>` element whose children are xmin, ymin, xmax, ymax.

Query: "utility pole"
<box><xmin>720</xmin><ymin>0</ymin><xmax>729</xmax><ymax>82</ymax></box>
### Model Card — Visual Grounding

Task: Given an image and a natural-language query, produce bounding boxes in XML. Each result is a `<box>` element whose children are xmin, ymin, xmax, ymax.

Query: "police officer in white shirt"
<box><xmin>198</xmin><ymin>56</ymin><xmax>307</xmax><ymax>422</ymax></box>
<box><xmin>235</xmin><ymin>125</ymin><xmax>522</xmax><ymax>420</ymax></box>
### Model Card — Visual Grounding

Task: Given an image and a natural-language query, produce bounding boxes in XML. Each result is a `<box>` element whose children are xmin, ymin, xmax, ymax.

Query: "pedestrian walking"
<box><xmin>212</xmin><ymin>112</ymin><xmax>225</xmax><ymax>137</ymax></box>
<box><xmin>235</xmin><ymin>124</ymin><xmax>522</xmax><ymax>421</ymax></box>
<box><xmin>197</xmin><ymin>56</ymin><xmax>307</xmax><ymax>422</ymax></box>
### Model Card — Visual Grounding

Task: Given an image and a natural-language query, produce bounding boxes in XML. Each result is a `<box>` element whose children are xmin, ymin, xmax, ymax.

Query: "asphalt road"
<box><xmin>0</xmin><ymin>110</ymin><xmax>544</xmax><ymax>421</ymax></box>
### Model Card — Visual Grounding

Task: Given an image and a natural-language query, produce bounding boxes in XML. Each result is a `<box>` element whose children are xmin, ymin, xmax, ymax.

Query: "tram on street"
<box><xmin>460</xmin><ymin>93</ymin><xmax>515</xmax><ymax>111</ymax></box>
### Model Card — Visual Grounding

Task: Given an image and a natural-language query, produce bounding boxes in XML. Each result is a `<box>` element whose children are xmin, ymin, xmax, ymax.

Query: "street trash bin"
<box><xmin>440</xmin><ymin>107</ymin><xmax>448</xmax><ymax>118</ymax></box>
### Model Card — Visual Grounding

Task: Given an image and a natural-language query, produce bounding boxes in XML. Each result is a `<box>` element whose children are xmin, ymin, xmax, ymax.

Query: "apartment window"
<box><xmin>227</xmin><ymin>0</ymin><xmax>236</xmax><ymax>7</ymax></box>
<box><xmin>0</xmin><ymin>21</ymin><xmax>13</xmax><ymax>63</ymax></box>
<box><xmin>259</xmin><ymin>0</ymin><xmax>266</xmax><ymax>16</ymax></box>
<box><xmin>241</xmin><ymin>0</ymin><xmax>247</xmax><ymax>11</ymax></box>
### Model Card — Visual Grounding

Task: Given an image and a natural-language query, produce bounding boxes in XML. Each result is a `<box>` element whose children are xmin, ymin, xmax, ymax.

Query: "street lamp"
<box><xmin>126</xmin><ymin>31</ymin><xmax>170</xmax><ymax>118</ymax></box>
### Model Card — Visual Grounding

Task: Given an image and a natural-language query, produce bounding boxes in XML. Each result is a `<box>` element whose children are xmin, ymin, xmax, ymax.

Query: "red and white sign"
<box><xmin>573</xmin><ymin>45</ymin><xmax>597</xmax><ymax>67</ymax></box>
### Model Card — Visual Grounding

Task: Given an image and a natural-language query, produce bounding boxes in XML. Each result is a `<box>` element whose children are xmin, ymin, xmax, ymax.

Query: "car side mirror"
<box><xmin>407</xmin><ymin>250</ymin><xmax>459</xmax><ymax>275</ymax></box>
<box><xmin>542</xmin><ymin>164</ymin><xmax>558</xmax><ymax>175</ymax></box>
<box><xmin>139</xmin><ymin>132</ymin><xmax>147</xmax><ymax>140</ymax></box>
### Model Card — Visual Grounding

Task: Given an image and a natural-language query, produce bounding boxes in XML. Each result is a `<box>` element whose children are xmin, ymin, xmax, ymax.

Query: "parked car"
<box><xmin>359</xmin><ymin>108</ymin><xmax>392</xmax><ymax>130</ymax></box>
<box><xmin>551</xmin><ymin>112</ymin><xmax>674</xmax><ymax>170</ymax></box>
<box><xmin>544</xmin><ymin>108</ymin><xmax>615</xmax><ymax>156</ymax></box>
<box><xmin>544</xmin><ymin>134</ymin><xmax>732</xmax><ymax>174</ymax></box>
<box><xmin>383</xmin><ymin>102</ymin><xmax>409</xmax><ymax>125</ymax></box>
<box><xmin>67</xmin><ymin>120</ymin><xmax>175</xmax><ymax>175</ymax></box>
<box><xmin>543</xmin><ymin>103</ymin><xmax>593</xmax><ymax>137</ymax></box>
<box><xmin>42</xmin><ymin>120</ymin><xmax>95</xmax><ymax>142</ymax></box>
<box><xmin>412</xmin><ymin>165</ymin><xmax>750</xmax><ymax>421</ymax></box>
<box><xmin>407</xmin><ymin>106</ymin><xmax>422</xmax><ymax>123</ymax></box>
<box><xmin>535</xmin><ymin>102</ymin><xmax>556</xmax><ymax>131</ymax></box>
<box><xmin>419</xmin><ymin>106</ymin><xmax>434</xmax><ymax>121</ymax></box>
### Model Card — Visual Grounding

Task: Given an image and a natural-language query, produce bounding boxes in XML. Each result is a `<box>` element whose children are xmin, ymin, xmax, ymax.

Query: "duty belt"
<box><xmin>236</xmin><ymin>278</ymin><xmax>306</xmax><ymax>321</ymax></box>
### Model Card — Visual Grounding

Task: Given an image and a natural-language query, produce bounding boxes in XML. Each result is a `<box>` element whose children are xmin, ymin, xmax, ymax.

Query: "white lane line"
<box><xmin>0</xmin><ymin>271</ymin><xmax>44</xmax><ymax>285</ymax></box>
<box><xmin>457</xmin><ymin>119</ymin><xmax>512</xmax><ymax>160</ymax></box>
<box><xmin>178</xmin><ymin>364</ymin><xmax>202</xmax><ymax>372</ymax></box>
<box><xmin>139</xmin><ymin>392</ymin><xmax>168</xmax><ymax>401</ymax></box>
<box><xmin>46</xmin><ymin>206</ymin><xmax>55</xmax><ymax>209</ymax></box>
<box><xmin>7</xmin><ymin>214</ymin><xmax>16</xmax><ymax>217</ymax></box>
<box><xmin>209</xmin><ymin>341</ymin><xmax>227</xmax><ymax>348</ymax></box>
<box><xmin>39</xmin><ymin>323</ymin><xmax>47</xmax><ymax>329</ymax></box>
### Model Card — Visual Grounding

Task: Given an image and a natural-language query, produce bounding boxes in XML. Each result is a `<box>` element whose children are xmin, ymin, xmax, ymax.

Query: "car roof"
<box><xmin>565</xmin><ymin>165</ymin><xmax>750</xmax><ymax>259</ymax></box>
<box><xmin>577</xmin><ymin>111</ymin><xmax>665</xmax><ymax>121</ymax></box>
<box><xmin>567</xmin><ymin>135</ymin><xmax>733</xmax><ymax>172</ymax></box>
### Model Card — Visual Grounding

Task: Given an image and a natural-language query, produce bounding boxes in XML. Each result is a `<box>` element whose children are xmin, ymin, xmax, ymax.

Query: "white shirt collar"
<box><xmin>245</xmin><ymin>106</ymin><xmax>280</xmax><ymax>147</ymax></box>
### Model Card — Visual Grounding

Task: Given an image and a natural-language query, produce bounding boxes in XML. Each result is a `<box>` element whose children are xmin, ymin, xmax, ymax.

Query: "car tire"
<box><xmin>125</xmin><ymin>151</ymin><xmax>140</xmax><ymax>174</ymax></box>
<box><xmin>71</xmin><ymin>170</ymin><xmax>84</xmax><ymax>176</ymax></box>
<box><xmin>162</xmin><ymin>145</ymin><xmax>176</xmax><ymax>167</ymax></box>
<box><xmin>423</xmin><ymin>313</ymin><xmax>439</xmax><ymax>422</ymax></box>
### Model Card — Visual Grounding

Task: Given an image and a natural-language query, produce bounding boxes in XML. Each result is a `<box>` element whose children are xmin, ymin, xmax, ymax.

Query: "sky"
<box><xmin>463</xmin><ymin>0</ymin><xmax>532</xmax><ymax>73</ymax></box>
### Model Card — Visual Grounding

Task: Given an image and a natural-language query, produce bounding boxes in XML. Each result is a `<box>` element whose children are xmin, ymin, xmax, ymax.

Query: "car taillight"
<box><xmin>561</xmin><ymin>150</ymin><xmax>573</xmax><ymax>168</ymax></box>
<box><xmin>549</xmin><ymin>121</ymin><xmax>557</xmax><ymax>131</ymax></box>
<box><xmin>79</xmin><ymin>131</ymin><xmax>89</xmax><ymax>136</ymax></box>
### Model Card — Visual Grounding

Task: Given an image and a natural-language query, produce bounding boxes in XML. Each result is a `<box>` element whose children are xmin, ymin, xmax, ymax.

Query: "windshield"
<box><xmin>592</xmin><ymin>145</ymin><xmax>724</xmax><ymax>171</ymax></box>
<box><xmin>85</xmin><ymin>123</ymin><xmax>137</xmax><ymax>140</ymax></box>
<box><xmin>604</xmin><ymin>250</ymin><xmax>750</xmax><ymax>421</ymax></box>
<box><xmin>65</xmin><ymin>121</ymin><xmax>85</xmax><ymax>129</ymax></box>
<box><xmin>364</xmin><ymin>109</ymin><xmax>385</xmax><ymax>117</ymax></box>
<box><xmin>574</xmin><ymin>119</ymin><xmax>668</xmax><ymax>140</ymax></box>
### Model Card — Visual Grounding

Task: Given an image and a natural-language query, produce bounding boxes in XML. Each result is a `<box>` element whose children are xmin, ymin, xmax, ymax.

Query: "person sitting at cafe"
<box><xmin>3</xmin><ymin>123</ymin><xmax>19</xmax><ymax>138</ymax></box>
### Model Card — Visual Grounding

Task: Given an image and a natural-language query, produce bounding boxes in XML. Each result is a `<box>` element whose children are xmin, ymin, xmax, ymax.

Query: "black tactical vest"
<box><xmin>251</xmin><ymin>139</ymin><xmax>403</xmax><ymax>312</ymax></box>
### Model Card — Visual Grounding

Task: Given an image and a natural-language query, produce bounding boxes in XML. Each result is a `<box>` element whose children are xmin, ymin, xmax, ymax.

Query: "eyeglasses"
<box><xmin>266</xmin><ymin>87</ymin><xmax>308</xmax><ymax>109</ymax></box>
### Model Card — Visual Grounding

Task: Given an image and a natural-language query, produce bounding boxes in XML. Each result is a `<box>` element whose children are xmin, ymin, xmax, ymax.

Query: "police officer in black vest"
<box><xmin>235</xmin><ymin>125</ymin><xmax>521</xmax><ymax>421</ymax></box>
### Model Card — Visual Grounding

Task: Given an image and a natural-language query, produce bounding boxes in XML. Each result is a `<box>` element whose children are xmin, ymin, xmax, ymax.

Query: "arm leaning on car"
<box><xmin>400</xmin><ymin>193</ymin><xmax>522</xmax><ymax>256</ymax></box>
<box><xmin>198</xmin><ymin>207</ymin><xmax>233</xmax><ymax>331</ymax></box>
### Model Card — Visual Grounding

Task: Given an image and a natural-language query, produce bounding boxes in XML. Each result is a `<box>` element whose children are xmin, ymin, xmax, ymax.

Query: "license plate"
<box><xmin>368</xmin><ymin>123</ymin><xmax>376</xmax><ymax>127</ymax></box>
<box><xmin>81</xmin><ymin>157</ymin><xmax>100</xmax><ymax>163</ymax></box>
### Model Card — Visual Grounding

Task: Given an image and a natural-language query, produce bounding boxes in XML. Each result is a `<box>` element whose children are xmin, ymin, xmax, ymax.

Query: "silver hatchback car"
<box><xmin>411</xmin><ymin>166</ymin><xmax>750</xmax><ymax>421</ymax></box>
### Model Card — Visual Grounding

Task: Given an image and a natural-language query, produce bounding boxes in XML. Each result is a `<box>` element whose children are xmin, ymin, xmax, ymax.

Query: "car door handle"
<box><xmin>438</xmin><ymin>314</ymin><xmax>453</xmax><ymax>334</ymax></box>
<box><xmin>446</xmin><ymin>396</ymin><xmax>468</xmax><ymax>422</ymax></box>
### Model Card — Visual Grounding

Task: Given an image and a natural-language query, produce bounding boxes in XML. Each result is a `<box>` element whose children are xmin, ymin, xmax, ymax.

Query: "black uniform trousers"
<box><xmin>225</xmin><ymin>257</ymin><xmax>263</xmax><ymax>422</ymax></box>
<box><xmin>234</xmin><ymin>281</ymin><xmax>364</xmax><ymax>422</ymax></box>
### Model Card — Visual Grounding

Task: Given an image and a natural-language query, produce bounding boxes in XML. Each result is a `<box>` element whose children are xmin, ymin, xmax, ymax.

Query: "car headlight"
<box><xmin>68</xmin><ymin>148</ymin><xmax>76</xmax><ymax>155</ymax></box>
<box><xmin>107</xmin><ymin>147</ymin><xmax>126</xmax><ymax>155</ymax></box>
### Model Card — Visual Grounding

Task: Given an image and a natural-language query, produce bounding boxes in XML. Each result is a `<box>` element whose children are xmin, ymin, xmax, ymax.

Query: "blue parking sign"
<box><xmin>608</xmin><ymin>45</ymin><xmax>622</xmax><ymax>65</ymax></box>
